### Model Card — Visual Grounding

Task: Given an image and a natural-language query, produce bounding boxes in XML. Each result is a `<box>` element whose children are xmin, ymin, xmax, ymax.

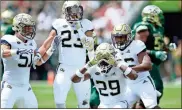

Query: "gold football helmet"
<box><xmin>111</xmin><ymin>24</ymin><xmax>132</xmax><ymax>50</ymax></box>
<box><xmin>62</xmin><ymin>1</ymin><xmax>83</xmax><ymax>21</ymax></box>
<box><xmin>12</xmin><ymin>13</ymin><xmax>36</xmax><ymax>40</ymax></box>
<box><xmin>95</xmin><ymin>43</ymin><xmax>116</xmax><ymax>73</ymax></box>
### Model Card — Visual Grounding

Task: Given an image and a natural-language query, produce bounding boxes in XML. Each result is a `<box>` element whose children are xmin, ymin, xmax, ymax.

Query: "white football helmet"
<box><xmin>111</xmin><ymin>24</ymin><xmax>132</xmax><ymax>50</ymax></box>
<box><xmin>62</xmin><ymin>1</ymin><xmax>83</xmax><ymax>21</ymax></box>
<box><xmin>12</xmin><ymin>13</ymin><xmax>36</xmax><ymax>40</ymax></box>
<box><xmin>95</xmin><ymin>43</ymin><xmax>116</xmax><ymax>73</ymax></box>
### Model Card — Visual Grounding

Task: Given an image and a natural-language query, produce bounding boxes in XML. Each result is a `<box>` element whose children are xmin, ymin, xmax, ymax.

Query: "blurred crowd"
<box><xmin>1</xmin><ymin>1</ymin><xmax>181</xmax><ymax>84</ymax></box>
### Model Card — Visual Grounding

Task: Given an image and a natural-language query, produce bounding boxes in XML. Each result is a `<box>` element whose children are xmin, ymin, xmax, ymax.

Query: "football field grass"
<box><xmin>31</xmin><ymin>81</ymin><xmax>181</xmax><ymax>108</ymax></box>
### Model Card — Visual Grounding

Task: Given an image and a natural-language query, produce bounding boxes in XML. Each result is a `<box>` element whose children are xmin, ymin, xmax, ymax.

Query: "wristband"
<box><xmin>84</xmin><ymin>62</ymin><xmax>92</xmax><ymax>70</ymax></box>
<box><xmin>76</xmin><ymin>69</ymin><xmax>84</xmax><ymax>78</ymax></box>
<box><xmin>148</xmin><ymin>50</ymin><xmax>156</xmax><ymax>56</ymax></box>
<box><xmin>37</xmin><ymin>53</ymin><xmax>45</xmax><ymax>64</ymax></box>
<box><xmin>40</xmin><ymin>58</ymin><xmax>45</xmax><ymax>64</ymax></box>
<box><xmin>123</xmin><ymin>67</ymin><xmax>132</xmax><ymax>76</ymax></box>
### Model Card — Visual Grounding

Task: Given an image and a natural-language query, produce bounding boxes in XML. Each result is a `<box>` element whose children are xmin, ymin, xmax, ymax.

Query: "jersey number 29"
<box><xmin>96</xmin><ymin>80</ymin><xmax>120</xmax><ymax>96</ymax></box>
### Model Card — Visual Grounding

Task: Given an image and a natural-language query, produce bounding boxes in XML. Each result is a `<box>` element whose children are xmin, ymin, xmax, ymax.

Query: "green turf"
<box><xmin>30</xmin><ymin>81</ymin><xmax>181</xmax><ymax>108</ymax></box>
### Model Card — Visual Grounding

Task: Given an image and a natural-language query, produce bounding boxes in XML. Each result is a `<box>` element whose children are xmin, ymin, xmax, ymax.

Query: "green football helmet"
<box><xmin>142</xmin><ymin>5</ymin><xmax>163</xmax><ymax>26</ymax></box>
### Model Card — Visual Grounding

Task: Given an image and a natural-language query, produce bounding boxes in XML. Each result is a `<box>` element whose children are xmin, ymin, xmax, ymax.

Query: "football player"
<box><xmin>0</xmin><ymin>13</ymin><xmax>45</xmax><ymax>108</ymax></box>
<box><xmin>132</xmin><ymin>5</ymin><xmax>169</xmax><ymax>107</ymax></box>
<box><xmin>1</xmin><ymin>10</ymin><xmax>15</xmax><ymax>36</ymax></box>
<box><xmin>112</xmin><ymin>24</ymin><xmax>160</xmax><ymax>108</ymax></box>
<box><xmin>37</xmin><ymin>1</ymin><xmax>95</xmax><ymax>108</ymax></box>
<box><xmin>71</xmin><ymin>43</ymin><xmax>138</xmax><ymax>108</ymax></box>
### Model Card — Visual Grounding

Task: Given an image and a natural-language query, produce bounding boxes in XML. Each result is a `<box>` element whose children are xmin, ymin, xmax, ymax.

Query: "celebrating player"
<box><xmin>71</xmin><ymin>43</ymin><xmax>138</xmax><ymax>108</ymax></box>
<box><xmin>112</xmin><ymin>23</ymin><xmax>160</xmax><ymax>108</ymax></box>
<box><xmin>0</xmin><ymin>13</ymin><xmax>45</xmax><ymax>108</ymax></box>
<box><xmin>38</xmin><ymin>1</ymin><xmax>95</xmax><ymax>108</ymax></box>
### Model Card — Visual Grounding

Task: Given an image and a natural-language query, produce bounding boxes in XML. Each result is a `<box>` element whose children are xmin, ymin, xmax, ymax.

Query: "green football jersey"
<box><xmin>133</xmin><ymin>21</ymin><xmax>165</xmax><ymax>65</ymax></box>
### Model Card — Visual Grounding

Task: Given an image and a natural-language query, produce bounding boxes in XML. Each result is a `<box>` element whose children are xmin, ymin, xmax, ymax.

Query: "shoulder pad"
<box><xmin>52</xmin><ymin>18</ymin><xmax>67</xmax><ymax>30</ymax></box>
<box><xmin>1</xmin><ymin>35</ymin><xmax>15</xmax><ymax>43</ymax></box>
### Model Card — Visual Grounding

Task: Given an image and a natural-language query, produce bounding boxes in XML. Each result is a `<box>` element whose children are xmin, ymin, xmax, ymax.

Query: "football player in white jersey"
<box><xmin>0</xmin><ymin>13</ymin><xmax>46</xmax><ymax>108</ymax></box>
<box><xmin>111</xmin><ymin>24</ymin><xmax>160</xmax><ymax>108</ymax></box>
<box><xmin>71</xmin><ymin>43</ymin><xmax>138</xmax><ymax>108</ymax></box>
<box><xmin>37</xmin><ymin>1</ymin><xmax>95</xmax><ymax>108</ymax></box>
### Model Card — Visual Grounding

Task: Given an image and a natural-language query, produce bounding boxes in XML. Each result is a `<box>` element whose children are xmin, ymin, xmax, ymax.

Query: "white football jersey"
<box><xmin>88</xmin><ymin>65</ymin><xmax>127</xmax><ymax>104</ymax></box>
<box><xmin>1</xmin><ymin>35</ymin><xmax>37</xmax><ymax>86</ymax></box>
<box><xmin>52</xmin><ymin>18</ymin><xmax>94</xmax><ymax>67</ymax></box>
<box><xmin>115</xmin><ymin>40</ymin><xmax>150</xmax><ymax>83</ymax></box>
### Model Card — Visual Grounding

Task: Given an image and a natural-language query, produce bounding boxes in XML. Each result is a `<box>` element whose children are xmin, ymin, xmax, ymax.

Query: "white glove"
<box><xmin>169</xmin><ymin>43</ymin><xmax>177</xmax><ymax>51</ymax></box>
<box><xmin>84</xmin><ymin>57</ymin><xmax>98</xmax><ymax>69</ymax></box>
<box><xmin>81</xmin><ymin>37</ymin><xmax>94</xmax><ymax>51</ymax></box>
<box><xmin>33</xmin><ymin>52</ymin><xmax>42</xmax><ymax>69</ymax></box>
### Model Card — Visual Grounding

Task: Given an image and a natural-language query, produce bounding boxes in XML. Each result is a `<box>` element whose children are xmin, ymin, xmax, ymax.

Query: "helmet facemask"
<box><xmin>142</xmin><ymin>13</ymin><xmax>160</xmax><ymax>26</ymax></box>
<box><xmin>98</xmin><ymin>59</ymin><xmax>113</xmax><ymax>74</ymax></box>
<box><xmin>112</xmin><ymin>33</ymin><xmax>131</xmax><ymax>50</ymax></box>
<box><xmin>20</xmin><ymin>24</ymin><xmax>36</xmax><ymax>40</ymax></box>
<box><xmin>64</xmin><ymin>5</ymin><xmax>83</xmax><ymax>21</ymax></box>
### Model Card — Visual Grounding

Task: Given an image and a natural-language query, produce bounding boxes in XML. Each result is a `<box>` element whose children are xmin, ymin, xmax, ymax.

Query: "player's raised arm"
<box><xmin>38</xmin><ymin>29</ymin><xmax>57</xmax><ymax>55</ymax></box>
<box><xmin>71</xmin><ymin>58</ymin><xmax>98</xmax><ymax>83</ymax></box>
<box><xmin>34</xmin><ymin>19</ymin><xmax>60</xmax><ymax>66</ymax></box>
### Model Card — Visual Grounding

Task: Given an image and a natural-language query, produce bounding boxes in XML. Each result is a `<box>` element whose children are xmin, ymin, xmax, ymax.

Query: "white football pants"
<box><xmin>1</xmin><ymin>81</ymin><xmax>38</xmax><ymax>108</ymax></box>
<box><xmin>54</xmin><ymin>64</ymin><xmax>91</xmax><ymax>108</ymax></box>
<box><xmin>126</xmin><ymin>76</ymin><xmax>158</xmax><ymax>108</ymax></box>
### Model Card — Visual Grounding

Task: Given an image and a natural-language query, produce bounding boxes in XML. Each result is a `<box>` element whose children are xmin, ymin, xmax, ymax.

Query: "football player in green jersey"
<box><xmin>1</xmin><ymin>10</ymin><xmax>15</xmax><ymax>79</ymax></box>
<box><xmin>132</xmin><ymin>5</ymin><xmax>166</xmax><ymax>108</ymax></box>
<box><xmin>1</xmin><ymin>10</ymin><xmax>15</xmax><ymax>36</ymax></box>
